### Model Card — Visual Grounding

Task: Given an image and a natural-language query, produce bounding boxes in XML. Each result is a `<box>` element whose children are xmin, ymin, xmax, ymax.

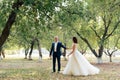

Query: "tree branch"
<box><xmin>110</xmin><ymin>1</ymin><xmax>120</xmax><ymax>11</ymax></box>
<box><xmin>102</xmin><ymin>15</ymin><xmax>107</xmax><ymax>28</ymax></box>
<box><xmin>90</xmin><ymin>26</ymin><xmax>101</xmax><ymax>39</ymax></box>
<box><xmin>72</xmin><ymin>28</ymin><xmax>98</xmax><ymax>57</ymax></box>
<box><xmin>105</xmin><ymin>20</ymin><xmax>120</xmax><ymax>39</ymax></box>
<box><xmin>0</xmin><ymin>0</ymin><xmax>23</xmax><ymax>48</ymax></box>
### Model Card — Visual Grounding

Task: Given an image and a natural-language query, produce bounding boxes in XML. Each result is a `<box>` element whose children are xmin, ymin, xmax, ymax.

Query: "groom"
<box><xmin>49</xmin><ymin>36</ymin><xmax>66</xmax><ymax>73</ymax></box>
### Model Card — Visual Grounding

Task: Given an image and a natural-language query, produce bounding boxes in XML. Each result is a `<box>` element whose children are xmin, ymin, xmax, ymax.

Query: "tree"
<box><xmin>0</xmin><ymin>0</ymin><xmax>63</xmax><ymax>60</ymax></box>
<box><xmin>56</xmin><ymin>0</ymin><xmax>120</xmax><ymax>63</ymax></box>
<box><xmin>0</xmin><ymin>0</ymin><xmax>23</xmax><ymax>50</ymax></box>
<box><xmin>104</xmin><ymin>31</ymin><xmax>120</xmax><ymax>62</ymax></box>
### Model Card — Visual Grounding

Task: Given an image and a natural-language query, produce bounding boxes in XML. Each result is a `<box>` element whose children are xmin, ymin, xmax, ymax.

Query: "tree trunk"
<box><xmin>96</xmin><ymin>47</ymin><xmax>104</xmax><ymax>63</ymax></box>
<box><xmin>0</xmin><ymin>0</ymin><xmax>23</xmax><ymax>49</ymax></box>
<box><xmin>24</xmin><ymin>47</ymin><xmax>29</xmax><ymax>59</ymax></box>
<box><xmin>63</xmin><ymin>43</ymin><xmax>67</xmax><ymax>61</ymax></box>
<box><xmin>0</xmin><ymin>49</ymin><xmax>5</xmax><ymax>60</ymax></box>
<box><xmin>0</xmin><ymin>51</ymin><xmax>3</xmax><ymax>60</ymax></box>
<box><xmin>28</xmin><ymin>39</ymin><xmax>35</xmax><ymax>60</ymax></box>
<box><xmin>97</xmin><ymin>57</ymin><xmax>103</xmax><ymax>63</ymax></box>
<box><xmin>75</xmin><ymin>31</ymin><xmax>98</xmax><ymax>57</ymax></box>
<box><xmin>36</xmin><ymin>38</ymin><xmax>42</xmax><ymax>62</ymax></box>
<box><xmin>110</xmin><ymin>55</ymin><xmax>112</xmax><ymax>62</ymax></box>
<box><xmin>98</xmin><ymin>45</ymin><xmax>104</xmax><ymax>57</ymax></box>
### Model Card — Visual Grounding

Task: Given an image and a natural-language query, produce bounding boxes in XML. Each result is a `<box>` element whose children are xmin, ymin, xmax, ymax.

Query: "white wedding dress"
<box><xmin>63</xmin><ymin>44</ymin><xmax>100</xmax><ymax>76</ymax></box>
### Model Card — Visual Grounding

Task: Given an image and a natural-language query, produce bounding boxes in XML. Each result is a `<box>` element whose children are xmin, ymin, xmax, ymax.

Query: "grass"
<box><xmin>0</xmin><ymin>57</ymin><xmax>120</xmax><ymax>80</ymax></box>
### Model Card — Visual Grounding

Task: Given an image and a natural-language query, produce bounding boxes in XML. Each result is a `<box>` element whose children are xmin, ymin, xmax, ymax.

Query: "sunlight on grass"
<box><xmin>0</xmin><ymin>58</ymin><xmax>120</xmax><ymax>80</ymax></box>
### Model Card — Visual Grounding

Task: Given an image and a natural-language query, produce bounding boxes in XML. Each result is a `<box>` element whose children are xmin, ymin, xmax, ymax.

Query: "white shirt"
<box><xmin>54</xmin><ymin>42</ymin><xmax>58</xmax><ymax>52</ymax></box>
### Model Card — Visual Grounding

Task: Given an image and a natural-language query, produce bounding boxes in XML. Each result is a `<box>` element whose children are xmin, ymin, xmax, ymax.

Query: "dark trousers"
<box><xmin>53</xmin><ymin>53</ymin><xmax>61</xmax><ymax>72</ymax></box>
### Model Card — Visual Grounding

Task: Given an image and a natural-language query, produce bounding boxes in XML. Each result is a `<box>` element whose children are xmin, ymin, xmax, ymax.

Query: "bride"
<box><xmin>62</xmin><ymin>37</ymin><xmax>100</xmax><ymax>76</ymax></box>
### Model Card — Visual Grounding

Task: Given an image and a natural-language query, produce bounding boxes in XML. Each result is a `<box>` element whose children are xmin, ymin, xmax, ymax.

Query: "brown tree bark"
<box><xmin>0</xmin><ymin>0</ymin><xmax>23</xmax><ymax>49</ymax></box>
<box><xmin>36</xmin><ymin>38</ymin><xmax>42</xmax><ymax>58</ymax></box>
<box><xmin>28</xmin><ymin>38</ymin><xmax>35</xmax><ymax>60</ymax></box>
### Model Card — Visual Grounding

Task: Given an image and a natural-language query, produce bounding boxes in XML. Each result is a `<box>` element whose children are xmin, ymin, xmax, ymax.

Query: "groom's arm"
<box><xmin>50</xmin><ymin>43</ymin><xmax>54</xmax><ymax>57</ymax></box>
<box><xmin>60</xmin><ymin>42</ymin><xmax>66</xmax><ymax>49</ymax></box>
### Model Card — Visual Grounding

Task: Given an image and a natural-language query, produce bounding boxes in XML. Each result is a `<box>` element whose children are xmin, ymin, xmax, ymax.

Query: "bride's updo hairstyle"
<box><xmin>73</xmin><ymin>37</ymin><xmax>78</xmax><ymax>43</ymax></box>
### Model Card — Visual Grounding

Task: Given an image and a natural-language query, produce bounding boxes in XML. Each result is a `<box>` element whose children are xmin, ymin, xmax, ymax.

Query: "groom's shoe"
<box><xmin>51</xmin><ymin>71</ymin><xmax>55</xmax><ymax>73</ymax></box>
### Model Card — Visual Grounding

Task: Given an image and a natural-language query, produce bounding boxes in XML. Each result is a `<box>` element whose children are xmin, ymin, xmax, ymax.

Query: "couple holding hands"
<box><xmin>49</xmin><ymin>36</ymin><xmax>100</xmax><ymax>76</ymax></box>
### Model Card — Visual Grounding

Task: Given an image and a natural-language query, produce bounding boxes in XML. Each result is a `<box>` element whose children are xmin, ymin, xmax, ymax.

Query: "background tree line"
<box><xmin>0</xmin><ymin>0</ymin><xmax>120</xmax><ymax>62</ymax></box>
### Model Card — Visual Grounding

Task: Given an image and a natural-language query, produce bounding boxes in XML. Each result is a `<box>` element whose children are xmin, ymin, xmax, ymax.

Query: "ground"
<box><xmin>0</xmin><ymin>57</ymin><xmax>120</xmax><ymax>80</ymax></box>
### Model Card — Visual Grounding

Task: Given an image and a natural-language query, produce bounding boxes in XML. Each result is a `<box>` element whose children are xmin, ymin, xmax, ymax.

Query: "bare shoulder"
<box><xmin>73</xmin><ymin>43</ymin><xmax>78</xmax><ymax>48</ymax></box>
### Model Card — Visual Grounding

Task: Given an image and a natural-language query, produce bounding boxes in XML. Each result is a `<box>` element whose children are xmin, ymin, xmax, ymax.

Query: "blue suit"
<box><xmin>50</xmin><ymin>42</ymin><xmax>66</xmax><ymax>72</ymax></box>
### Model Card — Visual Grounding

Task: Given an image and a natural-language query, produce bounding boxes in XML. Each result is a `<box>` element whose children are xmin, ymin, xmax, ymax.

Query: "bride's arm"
<box><xmin>66</xmin><ymin>47</ymin><xmax>72</xmax><ymax>49</ymax></box>
<box><xmin>67</xmin><ymin>44</ymin><xmax>76</xmax><ymax>56</ymax></box>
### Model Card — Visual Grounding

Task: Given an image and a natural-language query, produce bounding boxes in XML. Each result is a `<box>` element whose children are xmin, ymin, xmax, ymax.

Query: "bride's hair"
<box><xmin>73</xmin><ymin>37</ymin><xmax>78</xmax><ymax>43</ymax></box>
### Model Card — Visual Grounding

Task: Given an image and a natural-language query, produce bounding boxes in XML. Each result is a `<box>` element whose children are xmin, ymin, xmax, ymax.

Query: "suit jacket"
<box><xmin>50</xmin><ymin>42</ymin><xmax>66</xmax><ymax>56</ymax></box>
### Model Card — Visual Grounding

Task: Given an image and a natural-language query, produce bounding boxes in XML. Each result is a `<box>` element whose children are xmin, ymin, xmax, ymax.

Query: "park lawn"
<box><xmin>0</xmin><ymin>58</ymin><xmax>120</xmax><ymax>80</ymax></box>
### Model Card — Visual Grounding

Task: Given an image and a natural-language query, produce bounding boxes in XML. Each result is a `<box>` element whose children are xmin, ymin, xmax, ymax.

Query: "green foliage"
<box><xmin>0</xmin><ymin>0</ymin><xmax>120</xmax><ymax>53</ymax></box>
<box><xmin>0</xmin><ymin>0</ymin><xmax>13</xmax><ymax>32</ymax></box>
